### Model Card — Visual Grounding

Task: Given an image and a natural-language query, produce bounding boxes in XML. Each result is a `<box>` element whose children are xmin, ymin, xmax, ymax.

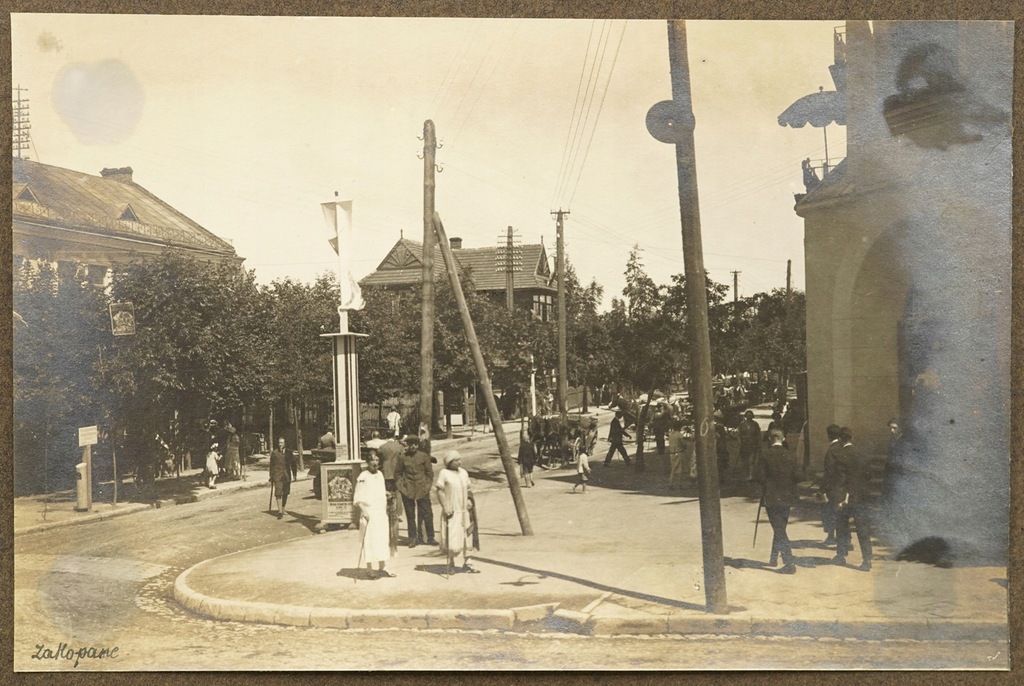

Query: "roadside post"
<box><xmin>76</xmin><ymin>425</ymin><xmax>98</xmax><ymax>511</ymax></box>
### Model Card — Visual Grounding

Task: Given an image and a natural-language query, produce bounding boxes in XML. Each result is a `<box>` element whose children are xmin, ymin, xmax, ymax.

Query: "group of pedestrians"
<box><xmin>349</xmin><ymin>435</ymin><xmax>479</xmax><ymax>579</ymax></box>
<box><xmin>756</xmin><ymin>422</ymin><xmax>873</xmax><ymax>575</ymax></box>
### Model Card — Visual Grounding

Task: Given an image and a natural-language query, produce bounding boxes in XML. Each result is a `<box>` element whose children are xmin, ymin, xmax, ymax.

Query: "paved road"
<box><xmin>13</xmin><ymin>429</ymin><xmax>1006</xmax><ymax>671</ymax></box>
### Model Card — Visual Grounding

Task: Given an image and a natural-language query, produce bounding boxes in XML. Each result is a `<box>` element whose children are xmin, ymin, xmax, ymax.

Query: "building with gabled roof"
<box><xmin>12</xmin><ymin>157</ymin><xmax>242</xmax><ymax>282</ymax></box>
<box><xmin>360</xmin><ymin>236</ymin><xmax>557</xmax><ymax>320</ymax></box>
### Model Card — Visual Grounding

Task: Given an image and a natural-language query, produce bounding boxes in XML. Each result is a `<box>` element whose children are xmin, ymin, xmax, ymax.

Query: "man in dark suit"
<box><xmin>757</xmin><ymin>427</ymin><xmax>800</xmax><ymax>574</ymax></box>
<box><xmin>603</xmin><ymin>411</ymin><xmax>631</xmax><ymax>467</ymax></box>
<box><xmin>269</xmin><ymin>437</ymin><xmax>292</xmax><ymax>519</ymax></box>
<box><xmin>820</xmin><ymin>424</ymin><xmax>843</xmax><ymax>545</ymax></box>
<box><xmin>395</xmin><ymin>436</ymin><xmax>437</xmax><ymax>547</ymax></box>
<box><xmin>832</xmin><ymin>426</ymin><xmax>874</xmax><ymax>571</ymax></box>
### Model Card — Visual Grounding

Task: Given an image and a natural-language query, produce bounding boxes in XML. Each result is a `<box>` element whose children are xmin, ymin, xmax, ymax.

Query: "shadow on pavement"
<box><xmin>474</xmin><ymin>556</ymin><xmax>705</xmax><ymax>612</ymax></box>
<box><xmin>284</xmin><ymin>510</ymin><xmax>321</xmax><ymax>533</ymax></box>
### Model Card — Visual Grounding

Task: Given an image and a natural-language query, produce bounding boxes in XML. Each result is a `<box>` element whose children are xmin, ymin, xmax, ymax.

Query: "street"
<box><xmin>13</xmin><ymin>425</ymin><xmax>1008</xmax><ymax>671</ymax></box>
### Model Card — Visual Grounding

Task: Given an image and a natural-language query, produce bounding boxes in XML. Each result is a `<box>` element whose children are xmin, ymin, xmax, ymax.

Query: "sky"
<box><xmin>11</xmin><ymin>15</ymin><xmax>847</xmax><ymax>310</ymax></box>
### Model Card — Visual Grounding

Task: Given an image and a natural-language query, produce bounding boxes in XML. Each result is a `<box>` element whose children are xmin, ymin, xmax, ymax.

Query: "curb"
<box><xmin>13</xmin><ymin>502</ymin><xmax>154</xmax><ymax>536</ymax></box>
<box><xmin>14</xmin><ymin>475</ymin><xmax>311</xmax><ymax>537</ymax></box>
<box><xmin>173</xmin><ymin>557</ymin><xmax>1007</xmax><ymax>640</ymax></box>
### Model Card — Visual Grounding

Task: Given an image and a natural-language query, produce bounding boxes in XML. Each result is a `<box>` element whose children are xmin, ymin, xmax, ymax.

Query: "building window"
<box><xmin>532</xmin><ymin>294</ymin><xmax>552</xmax><ymax>322</ymax></box>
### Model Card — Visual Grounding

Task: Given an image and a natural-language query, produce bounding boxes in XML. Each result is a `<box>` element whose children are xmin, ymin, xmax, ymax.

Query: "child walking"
<box><xmin>573</xmin><ymin>451</ymin><xmax>591</xmax><ymax>494</ymax></box>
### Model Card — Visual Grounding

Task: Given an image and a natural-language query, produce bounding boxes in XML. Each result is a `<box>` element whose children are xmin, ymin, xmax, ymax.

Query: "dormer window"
<box><xmin>16</xmin><ymin>185</ymin><xmax>38</xmax><ymax>203</ymax></box>
<box><xmin>119</xmin><ymin>204</ymin><xmax>140</xmax><ymax>222</ymax></box>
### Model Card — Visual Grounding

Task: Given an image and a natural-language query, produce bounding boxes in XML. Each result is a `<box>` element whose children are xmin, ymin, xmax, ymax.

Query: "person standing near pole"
<box><xmin>756</xmin><ymin>427</ymin><xmax>800</xmax><ymax>574</ymax></box>
<box><xmin>518</xmin><ymin>428</ymin><xmax>537</xmax><ymax>488</ymax></box>
<box><xmin>269</xmin><ymin>437</ymin><xmax>291</xmax><ymax>519</ymax></box>
<box><xmin>353</xmin><ymin>452</ymin><xmax>395</xmax><ymax>579</ymax></box>
<box><xmin>396</xmin><ymin>436</ymin><xmax>436</xmax><ymax>547</ymax></box>
<box><xmin>737</xmin><ymin>410</ymin><xmax>761</xmax><ymax>481</ymax></box>
<box><xmin>667</xmin><ymin>418</ymin><xmax>687</xmax><ymax>491</ymax></box>
<box><xmin>434</xmin><ymin>451</ymin><xmax>479</xmax><ymax>573</ymax></box>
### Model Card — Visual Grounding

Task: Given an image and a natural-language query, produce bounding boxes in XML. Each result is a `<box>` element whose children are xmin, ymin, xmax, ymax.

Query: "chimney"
<box><xmin>450</xmin><ymin>237</ymin><xmax>463</xmax><ymax>250</ymax></box>
<box><xmin>100</xmin><ymin>167</ymin><xmax>134</xmax><ymax>183</ymax></box>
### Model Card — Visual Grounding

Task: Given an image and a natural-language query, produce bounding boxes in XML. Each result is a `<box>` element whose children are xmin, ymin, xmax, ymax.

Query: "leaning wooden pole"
<box><xmin>647</xmin><ymin>20</ymin><xmax>727</xmax><ymax>614</ymax></box>
<box><xmin>419</xmin><ymin>120</ymin><xmax>437</xmax><ymax>444</ymax></box>
<box><xmin>433</xmin><ymin>212</ymin><xmax>533</xmax><ymax>536</ymax></box>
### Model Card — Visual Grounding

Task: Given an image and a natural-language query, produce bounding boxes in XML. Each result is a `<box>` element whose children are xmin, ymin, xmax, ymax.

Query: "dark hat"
<box><xmin>744</xmin><ymin>410</ymin><xmax>754</xmax><ymax>419</ymax></box>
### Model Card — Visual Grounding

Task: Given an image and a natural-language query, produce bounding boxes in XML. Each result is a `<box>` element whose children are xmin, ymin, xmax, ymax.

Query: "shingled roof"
<box><xmin>360</xmin><ymin>238</ymin><xmax>555</xmax><ymax>293</ymax></box>
<box><xmin>12</xmin><ymin>157</ymin><xmax>239</xmax><ymax>259</ymax></box>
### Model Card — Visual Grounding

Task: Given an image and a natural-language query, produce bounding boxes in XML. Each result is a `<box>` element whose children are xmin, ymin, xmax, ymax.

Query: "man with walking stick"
<box><xmin>353</xmin><ymin>452</ymin><xmax>395</xmax><ymax>579</ymax></box>
<box><xmin>756</xmin><ymin>427</ymin><xmax>800</xmax><ymax>574</ymax></box>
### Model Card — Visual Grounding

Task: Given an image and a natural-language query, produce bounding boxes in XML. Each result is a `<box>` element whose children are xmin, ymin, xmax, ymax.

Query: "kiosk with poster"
<box><xmin>317</xmin><ymin>460</ymin><xmax>362</xmax><ymax>531</ymax></box>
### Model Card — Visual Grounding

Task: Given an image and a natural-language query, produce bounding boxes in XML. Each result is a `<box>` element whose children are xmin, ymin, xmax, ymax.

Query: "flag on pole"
<box><xmin>322</xmin><ymin>199</ymin><xmax>365</xmax><ymax>311</ymax></box>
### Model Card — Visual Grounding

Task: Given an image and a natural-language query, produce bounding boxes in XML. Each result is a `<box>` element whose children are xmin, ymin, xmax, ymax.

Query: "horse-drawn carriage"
<box><xmin>527</xmin><ymin>412</ymin><xmax>598</xmax><ymax>469</ymax></box>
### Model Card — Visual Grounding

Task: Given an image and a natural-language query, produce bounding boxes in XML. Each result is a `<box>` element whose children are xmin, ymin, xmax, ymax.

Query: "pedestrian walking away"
<box><xmin>386</xmin><ymin>406</ymin><xmax>402</xmax><ymax>438</ymax></box>
<box><xmin>604</xmin><ymin>411</ymin><xmax>631</xmax><ymax>467</ymax></box>
<box><xmin>269</xmin><ymin>437</ymin><xmax>291</xmax><ymax>519</ymax></box>
<box><xmin>572</xmin><ymin>451</ymin><xmax>591</xmax><ymax>493</ymax></box>
<box><xmin>756</xmin><ymin>427</ymin><xmax>801</xmax><ymax>574</ymax></box>
<box><xmin>517</xmin><ymin>428</ymin><xmax>537</xmax><ymax>487</ymax></box>
<box><xmin>820</xmin><ymin>424</ymin><xmax>842</xmax><ymax>546</ymax></box>
<box><xmin>395</xmin><ymin>436</ymin><xmax>436</xmax><ymax>547</ymax></box>
<box><xmin>434</xmin><ymin>451</ymin><xmax>479</xmax><ymax>574</ymax></box>
<box><xmin>832</xmin><ymin>426</ymin><xmax>874</xmax><ymax>571</ymax></box>
<box><xmin>353</xmin><ymin>452</ymin><xmax>395</xmax><ymax>579</ymax></box>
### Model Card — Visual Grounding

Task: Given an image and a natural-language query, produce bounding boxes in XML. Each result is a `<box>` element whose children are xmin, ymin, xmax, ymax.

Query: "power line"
<box><xmin>566</xmin><ymin>20</ymin><xmax>627</xmax><ymax>207</ymax></box>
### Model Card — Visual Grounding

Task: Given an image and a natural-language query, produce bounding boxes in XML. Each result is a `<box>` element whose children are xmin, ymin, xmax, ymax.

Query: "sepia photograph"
<box><xmin>8</xmin><ymin>13</ymin><xmax>1012</xmax><ymax>671</ymax></box>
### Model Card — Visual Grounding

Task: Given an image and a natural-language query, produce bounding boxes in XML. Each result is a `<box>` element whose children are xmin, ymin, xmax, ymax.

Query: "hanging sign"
<box><xmin>109</xmin><ymin>302</ymin><xmax>136</xmax><ymax>336</ymax></box>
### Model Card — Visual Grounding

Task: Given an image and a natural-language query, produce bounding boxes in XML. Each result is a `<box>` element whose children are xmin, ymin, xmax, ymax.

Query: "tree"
<box><xmin>104</xmin><ymin>252</ymin><xmax>270</xmax><ymax>476</ymax></box>
<box><xmin>13</xmin><ymin>262</ymin><xmax>109</xmax><ymax>494</ymax></box>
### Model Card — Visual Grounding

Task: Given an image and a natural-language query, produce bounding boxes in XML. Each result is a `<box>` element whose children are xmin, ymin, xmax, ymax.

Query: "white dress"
<box><xmin>435</xmin><ymin>467</ymin><xmax>471</xmax><ymax>556</ymax></box>
<box><xmin>353</xmin><ymin>469</ymin><xmax>390</xmax><ymax>564</ymax></box>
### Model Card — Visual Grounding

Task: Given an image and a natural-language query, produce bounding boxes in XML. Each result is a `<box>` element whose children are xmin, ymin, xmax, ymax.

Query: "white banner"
<box><xmin>321</xmin><ymin>199</ymin><xmax>365</xmax><ymax>311</ymax></box>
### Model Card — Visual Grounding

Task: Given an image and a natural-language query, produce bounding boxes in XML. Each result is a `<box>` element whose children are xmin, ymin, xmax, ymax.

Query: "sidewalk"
<box><xmin>12</xmin><ymin>413</ymin><xmax>546</xmax><ymax>537</ymax></box>
<box><xmin>172</xmin><ymin>427</ymin><xmax>1008</xmax><ymax>641</ymax></box>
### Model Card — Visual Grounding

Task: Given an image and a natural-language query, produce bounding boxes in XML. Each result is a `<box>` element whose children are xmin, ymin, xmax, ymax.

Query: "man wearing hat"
<box><xmin>737</xmin><ymin>410</ymin><xmax>762</xmax><ymax>481</ymax></box>
<box><xmin>603</xmin><ymin>410</ymin><xmax>631</xmax><ymax>467</ymax></box>
<box><xmin>434</xmin><ymin>451</ymin><xmax>478</xmax><ymax>573</ymax></box>
<box><xmin>395</xmin><ymin>436</ymin><xmax>437</xmax><ymax>547</ymax></box>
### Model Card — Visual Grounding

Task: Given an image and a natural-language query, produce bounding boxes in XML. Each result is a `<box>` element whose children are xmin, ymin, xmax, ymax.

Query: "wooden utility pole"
<box><xmin>646</xmin><ymin>19</ymin><xmax>728</xmax><ymax>614</ymax></box>
<box><xmin>552</xmin><ymin>209</ymin><xmax>569</xmax><ymax>419</ymax></box>
<box><xmin>419</xmin><ymin>120</ymin><xmax>437</xmax><ymax>441</ymax></box>
<box><xmin>434</xmin><ymin>213</ymin><xmax>533</xmax><ymax>535</ymax></box>
<box><xmin>786</xmin><ymin>259</ymin><xmax>792</xmax><ymax>299</ymax></box>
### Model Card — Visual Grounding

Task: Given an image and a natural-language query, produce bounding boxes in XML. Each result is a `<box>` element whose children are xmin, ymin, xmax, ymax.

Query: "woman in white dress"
<box><xmin>353</xmin><ymin>452</ymin><xmax>395</xmax><ymax>579</ymax></box>
<box><xmin>434</xmin><ymin>451</ymin><xmax>479</xmax><ymax>573</ymax></box>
